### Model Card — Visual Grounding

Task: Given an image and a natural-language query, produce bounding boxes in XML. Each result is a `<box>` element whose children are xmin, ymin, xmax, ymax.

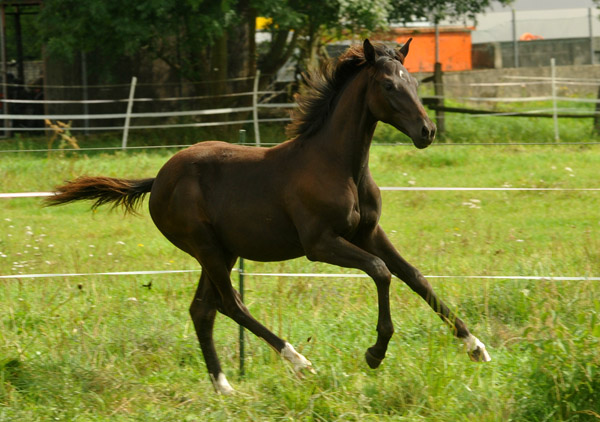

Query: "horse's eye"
<box><xmin>384</xmin><ymin>82</ymin><xmax>394</xmax><ymax>91</ymax></box>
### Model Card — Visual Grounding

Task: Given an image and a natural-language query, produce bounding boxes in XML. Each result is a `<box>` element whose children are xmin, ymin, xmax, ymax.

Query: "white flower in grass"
<box><xmin>461</xmin><ymin>199</ymin><xmax>481</xmax><ymax>209</ymax></box>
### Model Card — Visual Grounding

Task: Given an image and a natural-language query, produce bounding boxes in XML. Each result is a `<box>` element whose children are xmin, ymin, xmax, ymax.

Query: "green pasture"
<box><xmin>1</xmin><ymin>144</ymin><xmax>599</xmax><ymax>421</ymax></box>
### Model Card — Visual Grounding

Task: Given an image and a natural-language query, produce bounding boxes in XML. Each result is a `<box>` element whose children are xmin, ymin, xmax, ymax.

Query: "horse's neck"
<box><xmin>313</xmin><ymin>71</ymin><xmax>377</xmax><ymax>183</ymax></box>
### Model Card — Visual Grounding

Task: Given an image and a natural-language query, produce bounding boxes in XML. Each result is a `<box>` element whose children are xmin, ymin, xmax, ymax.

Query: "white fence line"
<box><xmin>0</xmin><ymin>90</ymin><xmax>284</xmax><ymax>105</ymax></box>
<box><xmin>1</xmin><ymin>69</ymin><xmax>599</xmax><ymax>139</ymax></box>
<box><xmin>0</xmin><ymin>192</ymin><xmax>53</xmax><ymax>198</ymax></box>
<box><xmin>0</xmin><ymin>268</ymin><xmax>597</xmax><ymax>281</ymax></box>
<box><xmin>2</xmin><ymin>186</ymin><xmax>600</xmax><ymax>199</ymax></box>
<box><xmin>3</xmin><ymin>73</ymin><xmax>598</xmax><ymax>91</ymax></box>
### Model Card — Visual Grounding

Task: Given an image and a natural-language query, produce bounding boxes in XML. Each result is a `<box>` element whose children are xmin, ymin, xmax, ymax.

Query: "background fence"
<box><xmin>2</xmin><ymin>62</ymin><xmax>600</xmax><ymax>149</ymax></box>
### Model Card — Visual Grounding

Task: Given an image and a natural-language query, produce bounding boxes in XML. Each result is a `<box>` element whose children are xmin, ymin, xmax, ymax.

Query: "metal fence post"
<box><xmin>238</xmin><ymin>256</ymin><xmax>245</xmax><ymax>377</ymax></box>
<box><xmin>512</xmin><ymin>9</ymin><xmax>519</xmax><ymax>68</ymax></box>
<box><xmin>589</xmin><ymin>8</ymin><xmax>595</xmax><ymax>65</ymax></box>
<box><xmin>238</xmin><ymin>128</ymin><xmax>246</xmax><ymax>377</ymax></box>
<box><xmin>0</xmin><ymin>9</ymin><xmax>8</xmax><ymax>138</ymax></box>
<box><xmin>121</xmin><ymin>76</ymin><xmax>137</xmax><ymax>150</ymax></box>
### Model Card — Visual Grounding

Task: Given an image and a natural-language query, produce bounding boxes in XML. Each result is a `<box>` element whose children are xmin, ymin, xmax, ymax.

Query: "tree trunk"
<box><xmin>227</xmin><ymin>0</ymin><xmax>256</xmax><ymax>95</ymax></box>
<box><xmin>210</xmin><ymin>33</ymin><xmax>228</xmax><ymax>100</ymax></box>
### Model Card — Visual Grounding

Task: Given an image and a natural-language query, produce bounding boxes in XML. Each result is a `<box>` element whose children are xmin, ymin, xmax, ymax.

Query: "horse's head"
<box><xmin>363</xmin><ymin>38</ymin><xmax>436</xmax><ymax>149</ymax></box>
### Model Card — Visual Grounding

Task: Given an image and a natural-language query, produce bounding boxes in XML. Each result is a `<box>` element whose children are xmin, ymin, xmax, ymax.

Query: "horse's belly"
<box><xmin>214</xmin><ymin>211</ymin><xmax>304</xmax><ymax>262</ymax></box>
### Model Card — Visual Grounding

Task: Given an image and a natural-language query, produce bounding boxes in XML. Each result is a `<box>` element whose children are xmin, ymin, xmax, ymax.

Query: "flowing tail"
<box><xmin>45</xmin><ymin>176</ymin><xmax>155</xmax><ymax>214</ymax></box>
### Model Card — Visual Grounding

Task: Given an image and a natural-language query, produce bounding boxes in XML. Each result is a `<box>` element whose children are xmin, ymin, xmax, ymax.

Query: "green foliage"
<box><xmin>38</xmin><ymin>0</ymin><xmax>231</xmax><ymax>81</ymax></box>
<box><xmin>389</xmin><ymin>0</ymin><xmax>514</xmax><ymax>24</ymax></box>
<box><xmin>35</xmin><ymin>0</ymin><xmax>513</xmax><ymax>84</ymax></box>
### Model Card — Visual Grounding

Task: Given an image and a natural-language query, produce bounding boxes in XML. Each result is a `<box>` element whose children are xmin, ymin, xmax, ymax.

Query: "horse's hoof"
<box><xmin>281</xmin><ymin>342</ymin><xmax>316</xmax><ymax>375</ymax></box>
<box><xmin>464</xmin><ymin>334</ymin><xmax>492</xmax><ymax>362</ymax></box>
<box><xmin>365</xmin><ymin>348</ymin><xmax>384</xmax><ymax>369</ymax></box>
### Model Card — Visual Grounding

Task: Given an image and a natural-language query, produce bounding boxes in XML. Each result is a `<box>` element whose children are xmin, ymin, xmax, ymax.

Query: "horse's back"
<box><xmin>148</xmin><ymin>141</ymin><xmax>305</xmax><ymax>261</ymax></box>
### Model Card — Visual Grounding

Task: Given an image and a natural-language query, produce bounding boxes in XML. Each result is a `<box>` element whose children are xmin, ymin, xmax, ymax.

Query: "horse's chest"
<box><xmin>341</xmin><ymin>196</ymin><xmax>379</xmax><ymax>239</ymax></box>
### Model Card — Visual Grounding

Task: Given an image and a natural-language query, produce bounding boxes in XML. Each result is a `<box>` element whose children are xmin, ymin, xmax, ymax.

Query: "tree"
<box><xmin>38</xmin><ymin>0</ymin><xmax>233</xmax><ymax>84</ymax></box>
<box><xmin>388</xmin><ymin>0</ymin><xmax>513</xmax><ymax>25</ymax></box>
<box><xmin>37</xmin><ymin>0</ymin><xmax>514</xmax><ymax>91</ymax></box>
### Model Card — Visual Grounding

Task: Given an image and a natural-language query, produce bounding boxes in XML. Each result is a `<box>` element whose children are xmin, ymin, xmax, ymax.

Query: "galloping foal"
<box><xmin>47</xmin><ymin>39</ymin><xmax>491</xmax><ymax>395</ymax></box>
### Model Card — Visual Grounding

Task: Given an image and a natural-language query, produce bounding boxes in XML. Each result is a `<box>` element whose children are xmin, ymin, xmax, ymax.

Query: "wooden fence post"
<box><xmin>593</xmin><ymin>85</ymin><xmax>600</xmax><ymax>136</ymax></box>
<box><xmin>433</xmin><ymin>62</ymin><xmax>445</xmax><ymax>138</ymax></box>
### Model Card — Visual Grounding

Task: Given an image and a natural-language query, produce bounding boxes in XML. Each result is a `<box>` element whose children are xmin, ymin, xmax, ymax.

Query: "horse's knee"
<box><xmin>369</xmin><ymin>258</ymin><xmax>392</xmax><ymax>284</ymax></box>
<box><xmin>189</xmin><ymin>292</ymin><xmax>220</xmax><ymax>326</ymax></box>
<box><xmin>217</xmin><ymin>293</ymin><xmax>250</xmax><ymax>322</ymax></box>
<box><xmin>377</xmin><ymin>320</ymin><xmax>394</xmax><ymax>339</ymax></box>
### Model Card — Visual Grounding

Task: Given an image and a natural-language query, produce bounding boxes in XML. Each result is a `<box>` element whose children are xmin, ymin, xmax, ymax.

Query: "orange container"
<box><xmin>377</xmin><ymin>26</ymin><xmax>473</xmax><ymax>72</ymax></box>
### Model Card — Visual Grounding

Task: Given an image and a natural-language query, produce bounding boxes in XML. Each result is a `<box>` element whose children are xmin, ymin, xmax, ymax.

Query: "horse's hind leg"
<box><xmin>208</xmin><ymin>263</ymin><xmax>315</xmax><ymax>375</ymax></box>
<box><xmin>188</xmin><ymin>231</ymin><xmax>314</xmax><ymax>379</ymax></box>
<box><xmin>189</xmin><ymin>271</ymin><xmax>234</xmax><ymax>394</ymax></box>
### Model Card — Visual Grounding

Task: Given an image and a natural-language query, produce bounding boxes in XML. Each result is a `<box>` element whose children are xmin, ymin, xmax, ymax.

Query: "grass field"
<box><xmin>1</xmin><ymin>143</ymin><xmax>600</xmax><ymax>421</ymax></box>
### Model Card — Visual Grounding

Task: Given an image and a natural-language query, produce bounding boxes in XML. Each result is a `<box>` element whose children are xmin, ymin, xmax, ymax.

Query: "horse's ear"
<box><xmin>363</xmin><ymin>39</ymin><xmax>376</xmax><ymax>64</ymax></box>
<box><xmin>398</xmin><ymin>38</ymin><xmax>412</xmax><ymax>63</ymax></box>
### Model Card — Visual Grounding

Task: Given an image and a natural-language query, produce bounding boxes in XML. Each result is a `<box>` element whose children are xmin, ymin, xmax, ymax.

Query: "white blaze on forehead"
<box><xmin>398</xmin><ymin>69</ymin><xmax>406</xmax><ymax>80</ymax></box>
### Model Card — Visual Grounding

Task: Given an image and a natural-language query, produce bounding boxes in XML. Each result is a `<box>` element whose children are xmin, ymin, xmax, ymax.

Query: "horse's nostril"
<box><xmin>421</xmin><ymin>125</ymin><xmax>432</xmax><ymax>140</ymax></box>
<box><xmin>420</xmin><ymin>123</ymin><xmax>436</xmax><ymax>141</ymax></box>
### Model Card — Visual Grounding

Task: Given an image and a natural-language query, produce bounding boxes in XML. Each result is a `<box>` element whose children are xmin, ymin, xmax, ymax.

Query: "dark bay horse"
<box><xmin>47</xmin><ymin>39</ymin><xmax>490</xmax><ymax>394</ymax></box>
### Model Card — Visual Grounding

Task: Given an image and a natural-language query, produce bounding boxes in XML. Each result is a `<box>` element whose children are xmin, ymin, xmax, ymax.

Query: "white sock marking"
<box><xmin>464</xmin><ymin>334</ymin><xmax>492</xmax><ymax>362</ymax></box>
<box><xmin>281</xmin><ymin>342</ymin><xmax>315</xmax><ymax>373</ymax></box>
<box><xmin>211</xmin><ymin>372</ymin><xmax>234</xmax><ymax>395</ymax></box>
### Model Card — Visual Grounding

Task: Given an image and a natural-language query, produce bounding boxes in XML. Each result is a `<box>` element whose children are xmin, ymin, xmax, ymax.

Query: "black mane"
<box><xmin>286</xmin><ymin>43</ymin><xmax>397</xmax><ymax>139</ymax></box>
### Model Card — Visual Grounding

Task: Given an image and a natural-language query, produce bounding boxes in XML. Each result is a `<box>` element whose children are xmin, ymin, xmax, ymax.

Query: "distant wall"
<box><xmin>422</xmin><ymin>64</ymin><xmax>600</xmax><ymax>100</ymax></box>
<box><xmin>473</xmin><ymin>38</ymin><xmax>600</xmax><ymax>69</ymax></box>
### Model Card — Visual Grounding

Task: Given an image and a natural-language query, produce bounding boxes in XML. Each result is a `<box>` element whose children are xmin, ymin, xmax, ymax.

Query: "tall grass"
<box><xmin>1</xmin><ymin>145</ymin><xmax>599</xmax><ymax>420</ymax></box>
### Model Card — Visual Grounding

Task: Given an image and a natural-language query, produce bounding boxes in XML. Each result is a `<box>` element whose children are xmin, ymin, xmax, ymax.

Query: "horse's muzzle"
<box><xmin>414</xmin><ymin>121</ymin><xmax>436</xmax><ymax>149</ymax></box>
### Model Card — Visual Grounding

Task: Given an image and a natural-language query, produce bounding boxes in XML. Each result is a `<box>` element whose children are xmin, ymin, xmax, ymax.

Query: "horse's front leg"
<box><xmin>358</xmin><ymin>225</ymin><xmax>491</xmax><ymax>362</ymax></box>
<box><xmin>302</xmin><ymin>231</ymin><xmax>395</xmax><ymax>368</ymax></box>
